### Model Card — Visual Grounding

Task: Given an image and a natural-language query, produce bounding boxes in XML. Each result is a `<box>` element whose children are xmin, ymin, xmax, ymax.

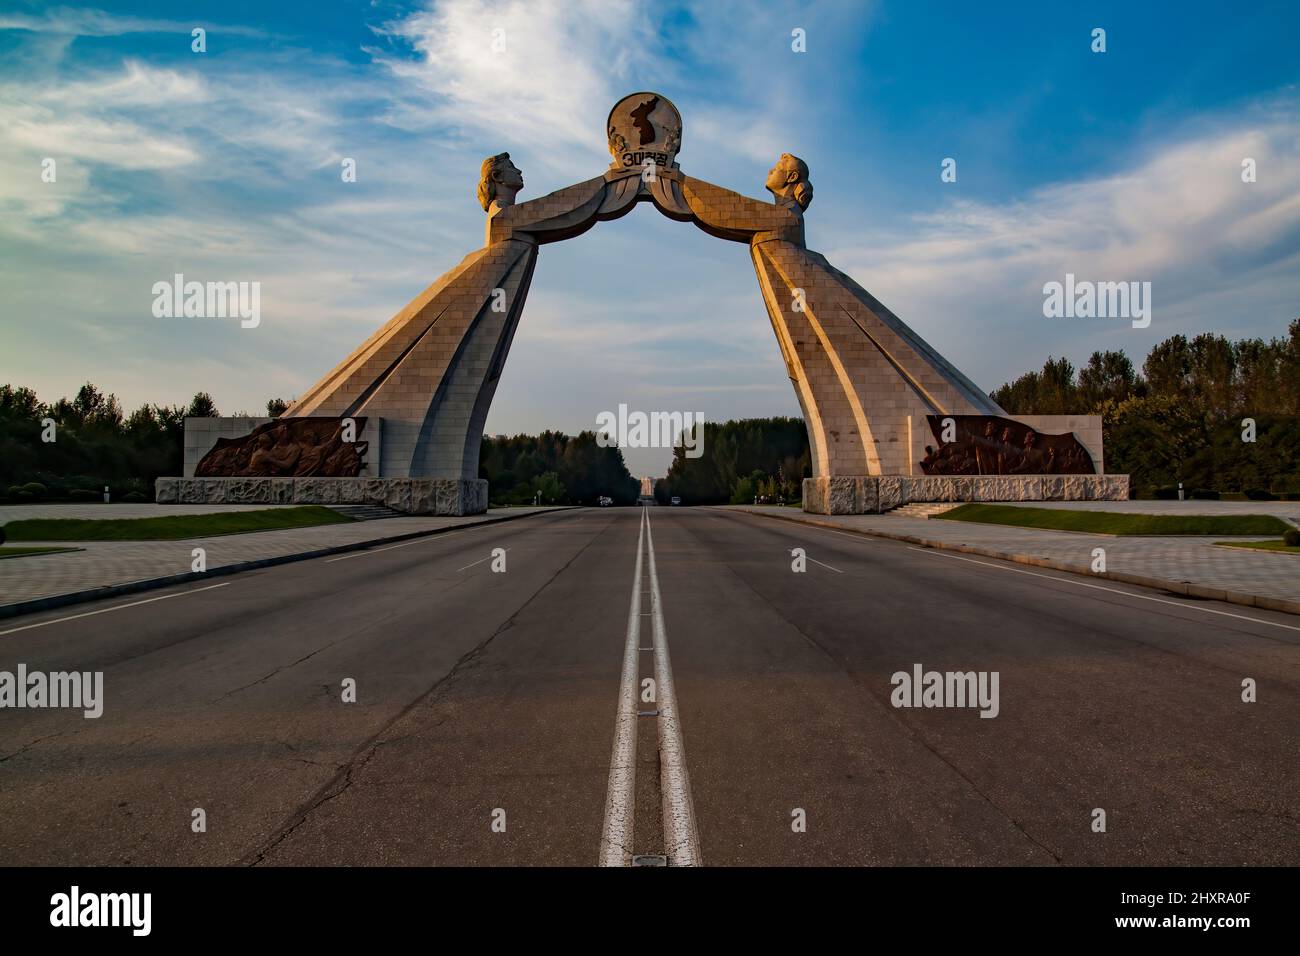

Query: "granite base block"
<box><xmin>156</xmin><ymin>477</ymin><xmax>489</xmax><ymax>516</ymax></box>
<box><xmin>802</xmin><ymin>474</ymin><xmax>1130</xmax><ymax>514</ymax></box>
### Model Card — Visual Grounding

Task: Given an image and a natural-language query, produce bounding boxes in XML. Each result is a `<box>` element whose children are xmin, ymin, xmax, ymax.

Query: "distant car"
<box><xmin>671</xmin><ymin>496</ymin><xmax>682</xmax><ymax>506</ymax></box>
<box><xmin>598</xmin><ymin>495</ymin><xmax>613</xmax><ymax>506</ymax></box>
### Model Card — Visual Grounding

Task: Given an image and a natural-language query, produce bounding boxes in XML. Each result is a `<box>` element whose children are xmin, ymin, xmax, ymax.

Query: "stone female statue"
<box><xmin>765</xmin><ymin>152</ymin><xmax>814</xmax><ymax>212</ymax></box>
<box><xmin>476</xmin><ymin>152</ymin><xmax>524</xmax><ymax>212</ymax></box>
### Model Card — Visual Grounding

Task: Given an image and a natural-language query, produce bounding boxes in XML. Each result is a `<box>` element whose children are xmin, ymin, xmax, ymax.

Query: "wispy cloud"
<box><xmin>0</xmin><ymin>6</ymin><xmax>264</xmax><ymax>38</ymax></box>
<box><xmin>371</xmin><ymin>0</ymin><xmax>666</xmax><ymax>172</ymax></box>
<box><xmin>827</xmin><ymin>111</ymin><xmax>1300</xmax><ymax>387</ymax></box>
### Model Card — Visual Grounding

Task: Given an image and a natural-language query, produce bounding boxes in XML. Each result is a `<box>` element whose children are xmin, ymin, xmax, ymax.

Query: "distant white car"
<box><xmin>671</xmin><ymin>496</ymin><xmax>682</xmax><ymax>506</ymax></box>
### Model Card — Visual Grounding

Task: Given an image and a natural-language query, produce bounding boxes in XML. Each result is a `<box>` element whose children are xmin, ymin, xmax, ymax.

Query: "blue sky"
<box><xmin>2</xmin><ymin>0</ymin><xmax>1298</xmax><ymax>475</ymax></box>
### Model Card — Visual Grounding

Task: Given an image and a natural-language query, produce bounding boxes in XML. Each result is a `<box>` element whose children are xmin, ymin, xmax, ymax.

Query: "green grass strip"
<box><xmin>2</xmin><ymin>506</ymin><xmax>353</xmax><ymax>542</ymax></box>
<box><xmin>1214</xmin><ymin>540</ymin><xmax>1300</xmax><ymax>554</ymax></box>
<box><xmin>936</xmin><ymin>504</ymin><xmax>1290</xmax><ymax>536</ymax></box>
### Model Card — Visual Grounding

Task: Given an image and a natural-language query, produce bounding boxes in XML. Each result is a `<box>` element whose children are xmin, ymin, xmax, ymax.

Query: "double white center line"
<box><xmin>599</xmin><ymin>507</ymin><xmax>701</xmax><ymax>866</ymax></box>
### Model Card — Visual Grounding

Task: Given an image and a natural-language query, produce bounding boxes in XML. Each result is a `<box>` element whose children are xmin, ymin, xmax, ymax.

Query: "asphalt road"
<box><xmin>1</xmin><ymin>507</ymin><xmax>1296</xmax><ymax>866</ymax></box>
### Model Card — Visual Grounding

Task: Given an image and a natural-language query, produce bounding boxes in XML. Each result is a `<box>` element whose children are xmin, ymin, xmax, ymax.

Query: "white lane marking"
<box><xmin>806</xmin><ymin>555</ymin><xmax>844</xmax><ymax>573</ymax></box>
<box><xmin>644</xmin><ymin>509</ymin><xmax>702</xmax><ymax>866</ymax></box>
<box><xmin>324</xmin><ymin>529</ymin><xmax>468</xmax><ymax>562</ymax></box>
<box><xmin>599</xmin><ymin>507</ymin><xmax>646</xmax><ymax>867</ymax></box>
<box><xmin>0</xmin><ymin>583</ymin><xmax>231</xmax><ymax>637</ymax></box>
<box><xmin>455</xmin><ymin>547</ymin><xmax>511</xmax><ymax>572</ymax></box>
<box><xmin>908</xmin><ymin>547</ymin><xmax>1300</xmax><ymax>633</ymax></box>
<box><xmin>730</xmin><ymin>510</ymin><xmax>1298</xmax><ymax>633</ymax></box>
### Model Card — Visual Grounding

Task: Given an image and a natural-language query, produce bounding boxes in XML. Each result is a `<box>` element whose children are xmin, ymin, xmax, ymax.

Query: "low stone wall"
<box><xmin>156</xmin><ymin>477</ymin><xmax>488</xmax><ymax>516</ymax></box>
<box><xmin>803</xmin><ymin>474</ymin><xmax>1130</xmax><ymax>515</ymax></box>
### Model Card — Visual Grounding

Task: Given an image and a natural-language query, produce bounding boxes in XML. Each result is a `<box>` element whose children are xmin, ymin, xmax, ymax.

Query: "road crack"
<box><xmin>243</xmin><ymin>516</ymin><xmax>612</xmax><ymax>865</ymax></box>
<box><xmin>0</xmin><ymin>730</ymin><xmax>64</xmax><ymax>763</ymax></box>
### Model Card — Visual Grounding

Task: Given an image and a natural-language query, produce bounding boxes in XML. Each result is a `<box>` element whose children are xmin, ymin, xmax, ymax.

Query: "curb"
<box><xmin>0</xmin><ymin>507</ymin><xmax>577</xmax><ymax>621</ymax></box>
<box><xmin>724</xmin><ymin>507</ymin><xmax>1300</xmax><ymax>618</ymax></box>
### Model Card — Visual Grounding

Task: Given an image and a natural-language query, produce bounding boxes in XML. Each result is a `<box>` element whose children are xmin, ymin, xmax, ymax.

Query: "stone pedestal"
<box><xmin>155</xmin><ymin>477</ymin><xmax>489</xmax><ymax>516</ymax></box>
<box><xmin>802</xmin><ymin>475</ymin><xmax>1130</xmax><ymax>514</ymax></box>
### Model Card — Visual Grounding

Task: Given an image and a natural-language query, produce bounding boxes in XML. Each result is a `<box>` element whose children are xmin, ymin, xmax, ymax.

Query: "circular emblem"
<box><xmin>606</xmin><ymin>92</ymin><xmax>682</xmax><ymax>173</ymax></box>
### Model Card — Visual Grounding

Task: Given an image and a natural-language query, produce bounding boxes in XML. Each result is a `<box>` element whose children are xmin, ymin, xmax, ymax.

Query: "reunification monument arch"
<box><xmin>160</xmin><ymin>92</ymin><xmax>1126</xmax><ymax>514</ymax></box>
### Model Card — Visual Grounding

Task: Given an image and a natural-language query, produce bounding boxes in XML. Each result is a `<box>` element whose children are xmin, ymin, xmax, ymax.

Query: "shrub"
<box><xmin>7</xmin><ymin>485</ymin><xmax>25</xmax><ymax>498</ymax></box>
<box><xmin>1152</xmin><ymin>486</ymin><xmax>1179</xmax><ymax>500</ymax></box>
<box><xmin>1244</xmin><ymin>488</ymin><xmax>1277</xmax><ymax>501</ymax></box>
<box><xmin>122</xmin><ymin>491</ymin><xmax>147</xmax><ymax>502</ymax></box>
<box><xmin>68</xmin><ymin>489</ymin><xmax>99</xmax><ymax>501</ymax></box>
<box><xmin>1189</xmin><ymin>488</ymin><xmax>1219</xmax><ymax>500</ymax></box>
<box><xmin>1284</xmin><ymin>529</ymin><xmax>1300</xmax><ymax>547</ymax></box>
<box><xmin>20</xmin><ymin>482</ymin><xmax>46</xmax><ymax>498</ymax></box>
<box><xmin>0</xmin><ymin>525</ymin><xmax>5</xmax><ymax>545</ymax></box>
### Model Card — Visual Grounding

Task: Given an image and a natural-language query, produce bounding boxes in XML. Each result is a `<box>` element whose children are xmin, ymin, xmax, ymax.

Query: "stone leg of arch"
<box><xmin>750</xmin><ymin>239</ymin><xmax>1005</xmax><ymax>513</ymax></box>
<box><xmin>285</xmin><ymin>237</ymin><xmax>539</xmax><ymax>512</ymax></box>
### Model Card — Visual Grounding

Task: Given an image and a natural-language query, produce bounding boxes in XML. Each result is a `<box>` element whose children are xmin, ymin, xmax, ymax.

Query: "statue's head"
<box><xmin>765</xmin><ymin>152</ymin><xmax>813</xmax><ymax>210</ymax></box>
<box><xmin>477</xmin><ymin>152</ymin><xmax>524</xmax><ymax>211</ymax></box>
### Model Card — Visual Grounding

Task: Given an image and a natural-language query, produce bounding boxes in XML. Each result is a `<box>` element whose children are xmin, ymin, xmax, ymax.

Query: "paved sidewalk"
<box><xmin>0</xmin><ymin>502</ymin><xmax>303</xmax><ymax>522</ymax></box>
<box><xmin>723</xmin><ymin>505</ymin><xmax>1300</xmax><ymax>614</ymax></box>
<box><xmin>0</xmin><ymin>507</ymin><xmax>564</xmax><ymax>613</ymax></box>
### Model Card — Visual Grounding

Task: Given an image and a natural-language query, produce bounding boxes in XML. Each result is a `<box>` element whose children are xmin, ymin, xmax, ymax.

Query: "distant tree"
<box><xmin>185</xmin><ymin>392</ymin><xmax>219</xmax><ymax>418</ymax></box>
<box><xmin>1038</xmin><ymin>356</ymin><xmax>1078</xmax><ymax>414</ymax></box>
<box><xmin>478</xmin><ymin>431</ymin><xmax>639</xmax><ymax>505</ymax></box>
<box><xmin>1186</xmin><ymin>332</ymin><xmax>1236</xmax><ymax>420</ymax></box>
<box><xmin>991</xmin><ymin>356</ymin><xmax>1079</xmax><ymax>414</ymax></box>
<box><xmin>1142</xmin><ymin>334</ymin><xmax>1191</xmax><ymax>398</ymax></box>
<box><xmin>533</xmin><ymin>471</ymin><xmax>565</xmax><ymax>503</ymax></box>
<box><xmin>657</xmin><ymin>417</ymin><xmax>810</xmax><ymax>505</ymax></box>
<box><xmin>990</xmin><ymin>319</ymin><xmax>1300</xmax><ymax>493</ymax></box>
<box><xmin>0</xmin><ymin>384</ymin><xmax>42</xmax><ymax>420</ymax></box>
<box><xmin>1077</xmin><ymin>350</ymin><xmax>1137</xmax><ymax>410</ymax></box>
<box><xmin>1098</xmin><ymin>393</ymin><xmax>1206</xmax><ymax>490</ymax></box>
<box><xmin>266</xmin><ymin>397</ymin><xmax>289</xmax><ymax>417</ymax></box>
<box><xmin>0</xmin><ymin>382</ymin><xmax>188</xmax><ymax>499</ymax></box>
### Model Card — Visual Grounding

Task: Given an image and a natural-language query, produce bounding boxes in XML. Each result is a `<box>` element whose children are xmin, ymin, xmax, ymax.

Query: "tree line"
<box><xmin>478</xmin><ymin>431</ymin><xmax>640</xmax><ymax>506</ymax></box>
<box><xmin>0</xmin><ymin>385</ymin><xmax>285</xmax><ymax>501</ymax></box>
<box><xmin>654</xmin><ymin>417</ymin><xmax>811</xmax><ymax>505</ymax></box>
<box><xmin>989</xmin><ymin>320</ymin><xmax>1300</xmax><ymax>496</ymax></box>
<box><xmin>5</xmin><ymin>319</ymin><xmax>1295</xmax><ymax>505</ymax></box>
<box><xmin>0</xmin><ymin>382</ymin><xmax>637</xmax><ymax>507</ymax></box>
